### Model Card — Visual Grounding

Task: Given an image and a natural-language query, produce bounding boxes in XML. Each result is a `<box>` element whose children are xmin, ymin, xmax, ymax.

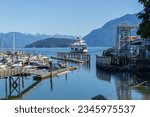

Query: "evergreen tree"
<box><xmin>137</xmin><ymin>0</ymin><xmax>150</xmax><ymax>39</ymax></box>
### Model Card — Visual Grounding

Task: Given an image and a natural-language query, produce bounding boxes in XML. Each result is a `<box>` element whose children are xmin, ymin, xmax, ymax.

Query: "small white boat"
<box><xmin>11</xmin><ymin>63</ymin><xmax>22</xmax><ymax>68</ymax></box>
<box><xmin>70</xmin><ymin>37</ymin><xmax>88</xmax><ymax>53</ymax></box>
<box><xmin>0</xmin><ymin>64</ymin><xmax>7</xmax><ymax>70</ymax></box>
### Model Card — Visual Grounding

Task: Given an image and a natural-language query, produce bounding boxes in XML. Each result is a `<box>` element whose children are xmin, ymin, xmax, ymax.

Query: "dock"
<box><xmin>0</xmin><ymin>65</ymin><xmax>77</xmax><ymax>80</ymax></box>
<box><xmin>96</xmin><ymin>55</ymin><xmax>150</xmax><ymax>72</ymax></box>
<box><xmin>96</xmin><ymin>24</ymin><xmax>150</xmax><ymax>72</ymax></box>
<box><xmin>51</xmin><ymin>56</ymin><xmax>86</xmax><ymax>63</ymax></box>
<box><xmin>33</xmin><ymin>66</ymin><xmax>77</xmax><ymax>80</ymax></box>
<box><xmin>51</xmin><ymin>52</ymin><xmax>90</xmax><ymax>63</ymax></box>
<box><xmin>0</xmin><ymin>68</ymin><xmax>23</xmax><ymax>79</ymax></box>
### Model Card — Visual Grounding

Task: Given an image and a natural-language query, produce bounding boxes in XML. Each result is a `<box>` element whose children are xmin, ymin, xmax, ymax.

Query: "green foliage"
<box><xmin>137</xmin><ymin>0</ymin><xmax>150</xmax><ymax>39</ymax></box>
<box><xmin>25</xmin><ymin>38</ymin><xmax>73</xmax><ymax>48</ymax></box>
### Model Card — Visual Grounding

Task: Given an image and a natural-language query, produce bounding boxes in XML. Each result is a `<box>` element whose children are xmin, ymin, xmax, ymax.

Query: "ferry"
<box><xmin>70</xmin><ymin>37</ymin><xmax>88</xmax><ymax>53</ymax></box>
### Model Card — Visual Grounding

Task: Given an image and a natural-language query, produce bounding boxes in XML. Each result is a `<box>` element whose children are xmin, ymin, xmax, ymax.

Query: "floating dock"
<box><xmin>33</xmin><ymin>66</ymin><xmax>77</xmax><ymax>80</ymax></box>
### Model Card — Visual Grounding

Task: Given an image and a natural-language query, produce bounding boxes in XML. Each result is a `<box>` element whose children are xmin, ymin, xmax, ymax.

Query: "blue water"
<box><xmin>1</xmin><ymin>47</ymin><xmax>150</xmax><ymax>100</ymax></box>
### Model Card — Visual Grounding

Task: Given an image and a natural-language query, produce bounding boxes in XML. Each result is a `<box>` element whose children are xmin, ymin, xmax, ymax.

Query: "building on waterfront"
<box><xmin>96</xmin><ymin>23</ymin><xmax>150</xmax><ymax>72</ymax></box>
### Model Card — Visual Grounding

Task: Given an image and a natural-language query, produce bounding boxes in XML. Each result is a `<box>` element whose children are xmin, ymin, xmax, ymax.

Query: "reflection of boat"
<box><xmin>70</xmin><ymin>37</ymin><xmax>88</xmax><ymax>53</ymax></box>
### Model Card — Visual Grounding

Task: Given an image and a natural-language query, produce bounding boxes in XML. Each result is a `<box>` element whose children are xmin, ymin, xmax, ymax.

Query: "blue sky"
<box><xmin>0</xmin><ymin>0</ymin><xmax>143</xmax><ymax>36</ymax></box>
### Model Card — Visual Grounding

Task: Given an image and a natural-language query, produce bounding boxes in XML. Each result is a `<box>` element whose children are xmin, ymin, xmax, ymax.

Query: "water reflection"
<box><xmin>5</xmin><ymin>78</ymin><xmax>8</xmax><ymax>99</ymax></box>
<box><xmin>113</xmin><ymin>73</ymin><xmax>132</xmax><ymax>100</ymax></box>
<box><xmin>1</xmin><ymin>76</ymin><xmax>42</xmax><ymax>100</ymax></box>
<box><xmin>1</xmin><ymin>69</ymin><xmax>72</xmax><ymax>100</ymax></box>
<box><xmin>68</xmin><ymin>62</ymin><xmax>91</xmax><ymax>72</ymax></box>
<box><xmin>96</xmin><ymin>66</ymin><xmax>150</xmax><ymax>100</ymax></box>
<box><xmin>96</xmin><ymin>66</ymin><xmax>111</xmax><ymax>82</ymax></box>
<box><xmin>49</xmin><ymin>78</ymin><xmax>53</xmax><ymax>92</ymax></box>
<box><xmin>65</xmin><ymin>74</ymin><xmax>68</xmax><ymax>81</ymax></box>
<box><xmin>131</xmin><ymin>73</ymin><xmax>150</xmax><ymax>100</ymax></box>
<box><xmin>8</xmin><ymin>76</ymin><xmax>21</xmax><ymax>99</ymax></box>
<box><xmin>82</xmin><ymin>63</ymin><xmax>91</xmax><ymax>71</ymax></box>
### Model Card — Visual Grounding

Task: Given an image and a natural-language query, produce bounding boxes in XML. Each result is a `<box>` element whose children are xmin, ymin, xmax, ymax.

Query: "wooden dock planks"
<box><xmin>0</xmin><ymin>68</ymin><xmax>23</xmax><ymax>79</ymax></box>
<box><xmin>33</xmin><ymin>66</ymin><xmax>77</xmax><ymax>80</ymax></box>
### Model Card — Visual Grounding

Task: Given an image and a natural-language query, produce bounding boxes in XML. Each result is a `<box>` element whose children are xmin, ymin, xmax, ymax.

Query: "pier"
<box><xmin>0</xmin><ymin>68</ymin><xmax>23</xmax><ymax>79</ymax></box>
<box><xmin>96</xmin><ymin>55</ymin><xmax>134</xmax><ymax>71</ymax></box>
<box><xmin>96</xmin><ymin>24</ymin><xmax>150</xmax><ymax>72</ymax></box>
<box><xmin>51</xmin><ymin>52</ymin><xmax>90</xmax><ymax>63</ymax></box>
<box><xmin>96</xmin><ymin>54</ymin><xmax>150</xmax><ymax>72</ymax></box>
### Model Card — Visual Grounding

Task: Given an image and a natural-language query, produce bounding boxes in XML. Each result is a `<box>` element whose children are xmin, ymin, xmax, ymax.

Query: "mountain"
<box><xmin>49</xmin><ymin>34</ymin><xmax>75</xmax><ymax>39</ymax></box>
<box><xmin>83</xmin><ymin>13</ymin><xmax>141</xmax><ymax>47</ymax></box>
<box><xmin>0</xmin><ymin>32</ymin><xmax>75</xmax><ymax>48</ymax></box>
<box><xmin>0</xmin><ymin>13</ymin><xmax>140</xmax><ymax>48</ymax></box>
<box><xmin>0</xmin><ymin>32</ymin><xmax>50</xmax><ymax>48</ymax></box>
<box><xmin>25</xmin><ymin>38</ymin><xmax>73</xmax><ymax>48</ymax></box>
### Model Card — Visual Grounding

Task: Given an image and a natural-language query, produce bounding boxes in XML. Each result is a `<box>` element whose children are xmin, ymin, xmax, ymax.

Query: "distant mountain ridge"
<box><xmin>25</xmin><ymin>38</ymin><xmax>73</xmax><ymax>48</ymax></box>
<box><xmin>0</xmin><ymin>32</ymin><xmax>75</xmax><ymax>48</ymax></box>
<box><xmin>83</xmin><ymin>13</ymin><xmax>141</xmax><ymax>47</ymax></box>
<box><xmin>0</xmin><ymin>13</ymin><xmax>141</xmax><ymax>48</ymax></box>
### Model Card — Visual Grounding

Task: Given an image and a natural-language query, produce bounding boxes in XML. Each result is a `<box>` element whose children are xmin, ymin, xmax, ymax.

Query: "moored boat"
<box><xmin>70</xmin><ymin>37</ymin><xmax>88</xmax><ymax>53</ymax></box>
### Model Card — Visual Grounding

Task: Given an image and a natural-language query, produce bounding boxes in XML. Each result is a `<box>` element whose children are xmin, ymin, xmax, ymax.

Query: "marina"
<box><xmin>1</xmin><ymin>1</ymin><xmax>150</xmax><ymax>117</ymax></box>
<box><xmin>0</xmin><ymin>47</ymin><xmax>150</xmax><ymax>100</ymax></box>
<box><xmin>0</xmin><ymin>24</ymin><xmax>150</xmax><ymax>100</ymax></box>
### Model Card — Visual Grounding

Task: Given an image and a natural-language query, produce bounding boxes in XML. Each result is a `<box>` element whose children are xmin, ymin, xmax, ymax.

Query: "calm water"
<box><xmin>1</xmin><ymin>47</ymin><xmax>150</xmax><ymax>100</ymax></box>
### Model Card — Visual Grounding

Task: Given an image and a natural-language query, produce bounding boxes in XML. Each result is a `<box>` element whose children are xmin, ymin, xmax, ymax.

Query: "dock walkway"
<box><xmin>0</xmin><ymin>68</ymin><xmax>23</xmax><ymax>79</ymax></box>
<box><xmin>51</xmin><ymin>52</ymin><xmax>90</xmax><ymax>63</ymax></box>
<box><xmin>51</xmin><ymin>56</ymin><xmax>86</xmax><ymax>63</ymax></box>
<box><xmin>33</xmin><ymin>66</ymin><xmax>77</xmax><ymax>80</ymax></box>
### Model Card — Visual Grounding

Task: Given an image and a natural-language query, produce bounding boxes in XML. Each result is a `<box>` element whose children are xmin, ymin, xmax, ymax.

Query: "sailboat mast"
<box><xmin>13</xmin><ymin>32</ymin><xmax>15</xmax><ymax>53</ymax></box>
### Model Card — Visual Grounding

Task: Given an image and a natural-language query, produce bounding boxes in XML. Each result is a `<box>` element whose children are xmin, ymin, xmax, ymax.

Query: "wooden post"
<box><xmin>57</xmin><ymin>52</ymin><xmax>59</xmax><ymax>57</ymax></box>
<box><xmin>18</xmin><ymin>76</ymin><xmax>21</xmax><ymax>97</ymax></box>
<box><xmin>9</xmin><ymin>76</ymin><xmax>12</xmax><ymax>96</ymax></box>
<box><xmin>65</xmin><ymin>56</ymin><xmax>67</xmax><ymax>67</ymax></box>
<box><xmin>27</xmin><ymin>53</ymin><xmax>30</xmax><ymax>65</ymax></box>
<box><xmin>49</xmin><ymin>60</ymin><xmax>53</xmax><ymax>78</ymax></box>
<box><xmin>22</xmin><ymin>76</ymin><xmax>24</xmax><ymax>88</ymax></box>
<box><xmin>50</xmin><ymin>78</ymin><xmax>53</xmax><ymax>91</ymax></box>
<box><xmin>5</xmin><ymin>78</ymin><xmax>8</xmax><ymax>99</ymax></box>
<box><xmin>89</xmin><ymin>55</ymin><xmax>91</xmax><ymax>63</ymax></box>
